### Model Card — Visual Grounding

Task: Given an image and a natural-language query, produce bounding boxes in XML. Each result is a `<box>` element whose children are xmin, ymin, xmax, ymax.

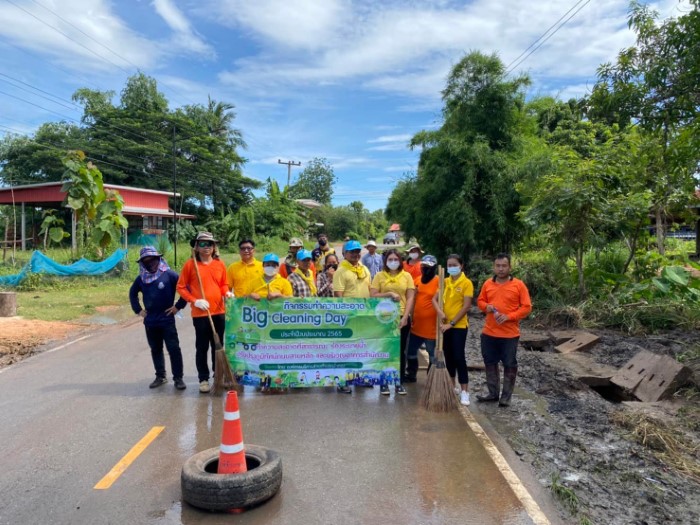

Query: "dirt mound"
<box><xmin>467</xmin><ymin>314</ymin><xmax>700</xmax><ymax>525</ymax></box>
<box><xmin>0</xmin><ymin>318</ymin><xmax>83</xmax><ymax>368</ymax></box>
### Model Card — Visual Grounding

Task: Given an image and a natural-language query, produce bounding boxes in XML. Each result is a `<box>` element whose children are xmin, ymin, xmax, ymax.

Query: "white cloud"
<box><xmin>152</xmin><ymin>0</ymin><xmax>214</xmax><ymax>57</ymax></box>
<box><xmin>367</xmin><ymin>133</ymin><xmax>412</xmax><ymax>152</ymax></box>
<box><xmin>0</xmin><ymin>0</ymin><xmax>160</xmax><ymax>71</ymax></box>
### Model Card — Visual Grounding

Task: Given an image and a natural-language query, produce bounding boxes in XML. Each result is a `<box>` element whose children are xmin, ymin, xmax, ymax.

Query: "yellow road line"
<box><xmin>94</xmin><ymin>426</ymin><xmax>165</xmax><ymax>490</ymax></box>
<box><xmin>460</xmin><ymin>408</ymin><xmax>551</xmax><ymax>525</ymax></box>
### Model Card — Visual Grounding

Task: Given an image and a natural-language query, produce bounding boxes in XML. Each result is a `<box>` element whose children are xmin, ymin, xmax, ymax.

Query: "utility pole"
<box><xmin>172</xmin><ymin>124</ymin><xmax>178</xmax><ymax>266</ymax></box>
<box><xmin>278</xmin><ymin>159</ymin><xmax>301</xmax><ymax>187</ymax></box>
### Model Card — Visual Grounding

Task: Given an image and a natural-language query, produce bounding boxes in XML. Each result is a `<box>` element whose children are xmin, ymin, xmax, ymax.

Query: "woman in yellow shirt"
<box><xmin>371</xmin><ymin>248</ymin><xmax>416</xmax><ymax>396</ymax></box>
<box><xmin>247</xmin><ymin>253</ymin><xmax>293</xmax><ymax>300</ymax></box>
<box><xmin>432</xmin><ymin>253</ymin><xmax>473</xmax><ymax>406</ymax></box>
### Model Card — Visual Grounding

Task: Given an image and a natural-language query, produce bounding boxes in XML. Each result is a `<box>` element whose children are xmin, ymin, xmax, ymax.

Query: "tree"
<box><xmin>387</xmin><ymin>52</ymin><xmax>531</xmax><ymax>260</ymax></box>
<box><xmin>589</xmin><ymin>1</ymin><xmax>700</xmax><ymax>253</ymax></box>
<box><xmin>251</xmin><ymin>180</ymin><xmax>307</xmax><ymax>239</ymax></box>
<box><xmin>288</xmin><ymin>157</ymin><xmax>337</xmax><ymax>205</ymax></box>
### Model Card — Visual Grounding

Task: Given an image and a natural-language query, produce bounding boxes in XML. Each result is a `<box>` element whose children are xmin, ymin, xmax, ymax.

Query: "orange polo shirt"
<box><xmin>477</xmin><ymin>277</ymin><xmax>532</xmax><ymax>338</ymax></box>
<box><xmin>177</xmin><ymin>258</ymin><xmax>229</xmax><ymax>317</ymax></box>
<box><xmin>411</xmin><ymin>275</ymin><xmax>438</xmax><ymax>339</ymax></box>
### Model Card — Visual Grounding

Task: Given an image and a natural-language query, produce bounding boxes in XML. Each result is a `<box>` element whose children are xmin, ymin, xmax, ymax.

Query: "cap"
<box><xmin>421</xmin><ymin>255</ymin><xmax>438</xmax><ymax>267</ymax></box>
<box><xmin>296</xmin><ymin>249</ymin><xmax>312</xmax><ymax>261</ymax></box>
<box><xmin>344</xmin><ymin>240</ymin><xmax>362</xmax><ymax>251</ymax></box>
<box><xmin>137</xmin><ymin>246</ymin><xmax>162</xmax><ymax>262</ymax></box>
<box><xmin>365</xmin><ymin>240</ymin><xmax>377</xmax><ymax>248</ymax></box>
<box><xmin>289</xmin><ymin>237</ymin><xmax>304</xmax><ymax>247</ymax></box>
<box><xmin>190</xmin><ymin>231</ymin><xmax>219</xmax><ymax>247</ymax></box>
<box><xmin>262</xmin><ymin>253</ymin><xmax>280</xmax><ymax>264</ymax></box>
<box><xmin>407</xmin><ymin>244</ymin><xmax>423</xmax><ymax>254</ymax></box>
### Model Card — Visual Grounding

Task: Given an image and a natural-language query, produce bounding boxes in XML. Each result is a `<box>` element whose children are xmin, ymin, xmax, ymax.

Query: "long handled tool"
<box><xmin>420</xmin><ymin>266</ymin><xmax>458</xmax><ymax>412</ymax></box>
<box><xmin>191</xmin><ymin>251</ymin><xmax>239</xmax><ymax>395</ymax></box>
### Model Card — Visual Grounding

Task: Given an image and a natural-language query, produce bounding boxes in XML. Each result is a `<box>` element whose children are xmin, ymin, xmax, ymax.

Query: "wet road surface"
<box><xmin>0</xmin><ymin>317</ymin><xmax>549</xmax><ymax>525</ymax></box>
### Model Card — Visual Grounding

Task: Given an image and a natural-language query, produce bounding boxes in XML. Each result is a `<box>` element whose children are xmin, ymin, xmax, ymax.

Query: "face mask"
<box><xmin>319</xmin><ymin>239</ymin><xmax>327</xmax><ymax>246</ymax></box>
<box><xmin>142</xmin><ymin>259</ymin><xmax>160</xmax><ymax>273</ymax></box>
<box><xmin>326</xmin><ymin>264</ymin><xmax>338</xmax><ymax>271</ymax></box>
<box><xmin>387</xmin><ymin>260</ymin><xmax>401</xmax><ymax>271</ymax></box>
<box><xmin>421</xmin><ymin>266</ymin><xmax>436</xmax><ymax>279</ymax></box>
<box><xmin>409</xmin><ymin>252</ymin><xmax>419</xmax><ymax>260</ymax></box>
<box><xmin>447</xmin><ymin>266</ymin><xmax>461</xmax><ymax>276</ymax></box>
<box><xmin>264</xmin><ymin>266</ymin><xmax>278</xmax><ymax>277</ymax></box>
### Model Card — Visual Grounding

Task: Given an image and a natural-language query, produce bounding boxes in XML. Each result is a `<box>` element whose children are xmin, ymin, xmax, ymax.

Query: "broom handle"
<box><xmin>436</xmin><ymin>266</ymin><xmax>445</xmax><ymax>357</ymax></box>
<box><xmin>192</xmin><ymin>250</ymin><xmax>222</xmax><ymax>347</ymax></box>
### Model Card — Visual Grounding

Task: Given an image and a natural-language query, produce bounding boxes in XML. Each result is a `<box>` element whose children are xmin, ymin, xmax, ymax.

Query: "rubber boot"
<box><xmin>404</xmin><ymin>358</ymin><xmax>419</xmax><ymax>383</ymax></box>
<box><xmin>477</xmin><ymin>364</ymin><xmax>500</xmax><ymax>402</ymax></box>
<box><xmin>499</xmin><ymin>367</ymin><xmax>518</xmax><ymax>407</ymax></box>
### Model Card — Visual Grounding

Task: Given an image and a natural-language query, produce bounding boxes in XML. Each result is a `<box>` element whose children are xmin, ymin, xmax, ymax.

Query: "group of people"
<box><xmin>129</xmin><ymin>231</ymin><xmax>532</xmax><ymax>408</ymax></box>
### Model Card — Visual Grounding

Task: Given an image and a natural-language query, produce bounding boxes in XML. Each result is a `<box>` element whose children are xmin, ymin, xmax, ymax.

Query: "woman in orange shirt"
<box><xmin>405</xmin><ymin>255</ymin><xmax>439</xmax><ymax>382</ymax></box>
<box><xmin>176</xmin><ymin>232</ymin><xmax>231</xmax><ymax>393</ymax></box>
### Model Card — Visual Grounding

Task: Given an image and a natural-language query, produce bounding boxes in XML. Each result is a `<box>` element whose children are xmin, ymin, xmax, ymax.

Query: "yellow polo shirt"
<box><xmin>247</xmin><ymin>274</ymin><xmax>293</xmax><ymax>298</ymax></box>
<box><xmin>371</xmin><ymin>270</ymin><xmax>415</xmax><ymax>315</ymax></box>
<box><xmin>442</xmin><ymin>273</ymin><xmax>474</xmax><ymax>329</ymax></box>
<box><xmin>332</xmin><ymin>263</ymin><xmax>370</xmax><ymax>298</ymax></box>
<box><xmin>227</xmin><ymin>259</ymin><xmax>264</xmax><ymax>297</ymax></box>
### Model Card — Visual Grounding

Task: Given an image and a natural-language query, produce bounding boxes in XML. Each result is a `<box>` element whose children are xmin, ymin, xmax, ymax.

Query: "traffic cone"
<box><xmin>218</xmin><ymin>390</ymin><xmax>248</xmax><ymax>475</ymax></box>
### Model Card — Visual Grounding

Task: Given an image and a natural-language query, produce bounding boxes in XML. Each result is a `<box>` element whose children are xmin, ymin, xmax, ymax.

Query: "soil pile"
<box><xmin>0</xmin><ymin>318</ymin><xmax>83</xmax><ymax>368</ymax></box>
<box><xmin>468</xmin><ymin>314</ymin><xmax>700</xmax><ymax>525</ymax></box>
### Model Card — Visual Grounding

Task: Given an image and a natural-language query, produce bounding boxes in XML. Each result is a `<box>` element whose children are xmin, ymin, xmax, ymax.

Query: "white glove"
<box><xmin>194</xmin><ymin>299</ymin><xmax>210</xmax><ymax>310</ymax></box>
<box><xmin>225</xmin><ymin>291</ymin><xmax>235</xmax><ymax>299</ymax></box>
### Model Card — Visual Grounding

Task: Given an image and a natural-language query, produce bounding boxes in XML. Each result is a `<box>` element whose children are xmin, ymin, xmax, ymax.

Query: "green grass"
<box><xmin>1</xmin><ymin>238</ymin><xmax>310</xmax><ymax>323</ymax></box>
<box><xmin>550</xmin><ymin>472</ymin><xmax>579</xmax><ymax>514</ymax></box>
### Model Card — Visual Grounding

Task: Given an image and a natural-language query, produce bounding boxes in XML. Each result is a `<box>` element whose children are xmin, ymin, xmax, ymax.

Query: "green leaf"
<box><xmin>49</xmin><ymin>227</ymin><xmax>66</xmax><ymax>243</ymax></box>
<box><xmin>661</xmin><ymin>266</ymin><xmax>689</xmax><ymax>286</ymax></box>
<box><xmin>651</xmin><ymin>277</ymin><xmax>671</xmax><ymax>293</ymax></box>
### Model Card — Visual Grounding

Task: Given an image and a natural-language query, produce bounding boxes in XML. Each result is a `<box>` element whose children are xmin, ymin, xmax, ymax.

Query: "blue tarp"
<box><xmin>0</xmin><ymin>249</ymin><xmax>128</xmax><ymax>287</ymax></box>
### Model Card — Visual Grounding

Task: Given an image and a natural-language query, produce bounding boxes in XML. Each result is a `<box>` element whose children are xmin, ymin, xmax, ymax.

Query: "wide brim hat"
<box><xmin>406</xmin><ymin>244</ymin><xmax>424</xmax><ymax>254</ymax></box>
<box><xmin>365</xmin><ymin>240</ymin><xmax>377</xmax><ymax>248</ymax></box>
<box><xmin>137</xmin><ymin>246</ymin><xmax>162</xmax><ymax>262</ymax></box>
<box><xmin>190</xmin><ymin>231</ymin><xmax>219</xmax><ymax>247</ymax></box>
<box><xmin>289</xmin><ymin>237</ymin><xmax>304</xmax><ymax>247</ymax></box>
<box><xmin>421</xmin><ymin>255</ymin><xmax>438</xmax><ymax>267</ymax></box>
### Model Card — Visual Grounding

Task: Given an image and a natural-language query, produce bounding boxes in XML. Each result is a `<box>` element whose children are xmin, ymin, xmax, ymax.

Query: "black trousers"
<box><xmin>399</xmin><ymin>319</ymin><xmax>411</xmax><ymax>381</ymax></box>
<box><xmin>443</xmin><ymin>327</ymin><xmax>469</xmax><ymax>385</ymax></box>
<box><xmin>145</xmin><ymin>323</ymin><xmax>183</xmax><ymax>379</ymax></box>
<box><xmin>480</xmin><ymin>333</ymin><xmax>519</xmax><ymax>368</ymax></box>
<box><xmin>192</xmin><ymin>314</ymin><xmax>225</xmax><ymax>382</ymax></box>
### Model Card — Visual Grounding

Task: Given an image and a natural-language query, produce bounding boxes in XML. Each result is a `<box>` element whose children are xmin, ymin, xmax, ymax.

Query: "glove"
<box><xmin>225</xmin><ymin>291</ymin><xmax>235</xmax><ymax>299</ymax></box>
<box><xmin>194</xmin><ymin>299</ymin><xmax>210</xmax><ymax>310</ymax></box>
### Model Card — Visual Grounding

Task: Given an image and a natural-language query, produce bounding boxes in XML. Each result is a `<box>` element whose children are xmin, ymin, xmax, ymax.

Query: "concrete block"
<box><xmin>519</xmin><ymin>332</ymin><xmax>550</xmax><ymax>350</ymax></box>
<box><xmin>612</xmin><ymin>350</ymin><xmax>693</xmax><ymax>402</ymax></box>
<box><xmin>554</xmin><ymin>332</ymin><xmax>600</xmax><ymax>354</ymax></box>
<box><xmin>550</xmin><ymin>330</ymin><xmax>580</xmax><ymax>345</ymax></box>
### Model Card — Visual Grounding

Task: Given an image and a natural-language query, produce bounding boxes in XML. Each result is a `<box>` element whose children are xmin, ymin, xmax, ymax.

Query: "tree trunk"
<box><xmin>576</xmin><ymin>247</ymin><xmax>586</xmax><ymax>298</ymax></box>
<box><xmin>655</xmin><ymin>206</ymin><xmax>665</xmax><ymax>255</ymax></box>
<box><xmin>0</xmin><ymin>292</ymin><xmax>17</xmax><ymax>317</ymax></box>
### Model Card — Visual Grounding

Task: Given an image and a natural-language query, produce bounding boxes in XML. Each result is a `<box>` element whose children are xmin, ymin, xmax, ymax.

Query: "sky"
<box><xmin>0</xmin><ymin>0</ymin><xmax>687</xmax><ymax>211</ymax></box>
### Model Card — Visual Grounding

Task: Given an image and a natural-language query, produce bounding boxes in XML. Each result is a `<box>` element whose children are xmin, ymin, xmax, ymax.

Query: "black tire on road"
<box><xmin>181</xmin><ymin>445</ymin><xmax>283</xmax><ymax>511</ymax></box>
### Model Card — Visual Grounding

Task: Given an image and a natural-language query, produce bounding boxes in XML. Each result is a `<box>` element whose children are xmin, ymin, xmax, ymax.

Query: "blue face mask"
<box><xmin>447</xmin><ymin>266</ymin><xmax>461</xmax><ymax>276</ymax></box>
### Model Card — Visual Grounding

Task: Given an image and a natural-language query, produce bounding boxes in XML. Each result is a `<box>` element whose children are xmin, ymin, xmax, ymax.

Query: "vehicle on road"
<box><xmin>383</xmin><ymin>232</ymin><xmax>399</xmax><ymax>244</ymax></box>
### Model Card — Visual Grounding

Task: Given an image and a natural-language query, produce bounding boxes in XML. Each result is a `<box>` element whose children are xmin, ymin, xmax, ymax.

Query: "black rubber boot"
<box><xmin>476</xmin><ymin>364</ymin><xmax>500</xmax><ymax>402</ymax></box>
<box><xmin>404</xmin><ymin>358</ymin><xmax>419</xmax><ymax>383</ymax></box>
<box><xmin>499</xmin><ymin>367</ymin><xmax>518</xmax><ymax>407</ymax></box>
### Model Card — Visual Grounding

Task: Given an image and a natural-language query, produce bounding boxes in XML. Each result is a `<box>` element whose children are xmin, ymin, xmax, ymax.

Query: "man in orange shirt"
<box><xmin>405</xmin><ymin>255</ymin><xmax>439</xmax><ymax>382</ymax></box>
<box><xmin>476</xmin><ymin>253</ymin><xmax>532</xmax><ymax>407</ymax></box>
<box><xmin>177</xmin><ymin>232</ymin><xmax>232</xmax><ymax>393</ymax></box>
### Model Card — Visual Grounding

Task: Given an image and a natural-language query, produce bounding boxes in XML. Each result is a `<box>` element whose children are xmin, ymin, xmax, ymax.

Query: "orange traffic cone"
<box><xmin>218</xmin><ymin>390</ymin><xmax>248</xmax><ymax>475</ymax></box>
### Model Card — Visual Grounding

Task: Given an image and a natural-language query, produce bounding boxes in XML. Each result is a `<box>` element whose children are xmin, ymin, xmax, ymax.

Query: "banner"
<box><xmin>225</xmin><ymin>297</ymin><xmax>400</xmax><ymax>389</ymax></box>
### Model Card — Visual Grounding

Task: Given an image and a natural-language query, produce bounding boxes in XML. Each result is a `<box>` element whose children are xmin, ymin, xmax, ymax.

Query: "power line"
<box><xmin>278</xmin><ymin>159</ymin><xmax>301</xmax><ymax>187</ymax></box>
<box><xmin>506</xmin><ymin>0</ymin><xmax>592</xmax><ymax>75</ymax></box>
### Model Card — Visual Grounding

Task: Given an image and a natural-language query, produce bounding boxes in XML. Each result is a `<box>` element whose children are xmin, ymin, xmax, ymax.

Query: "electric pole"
<box><xmin>172</xmin><ymin>124</ymin><xmax>178</xmax><ymax>266</ymax></box>
<box><xmin>278</xmin><ymin>159</ymin><xmax>301</xmax><ymax>187</ymax></box>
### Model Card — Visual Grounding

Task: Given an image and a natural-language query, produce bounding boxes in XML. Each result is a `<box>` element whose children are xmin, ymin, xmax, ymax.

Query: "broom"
<box><xmin>420</xmin><ymin>266</ymin><xmax>458</xmax><ymax>412</ymax></box>
<box><xmin>191</xmin><ymin>250</ymin><xmax>240</xmax><ymax>395</ymax></box>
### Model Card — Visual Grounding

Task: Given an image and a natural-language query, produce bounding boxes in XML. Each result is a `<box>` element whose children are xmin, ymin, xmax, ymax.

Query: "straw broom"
<box><xmin>420</xmin><ymin>266</ymin><xmax>458</xmax><ymax>412</ymax></box>
<box><xmin>191</xmin><ymin>250</ymin><xmax>240</xmax><ymax>395</ymax></box>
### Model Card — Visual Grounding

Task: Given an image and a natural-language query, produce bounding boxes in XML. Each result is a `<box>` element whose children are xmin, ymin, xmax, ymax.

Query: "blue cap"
<box><xmin>421</xmin><ymin>255</ymin><xmax>438</xmax><ymax>267</ymax></box>
<box><xmin>296</xmin><ymin>249</ymin><xmax>312</xmax><ymax>261</ymax></box>
<box><xmin>344</xmin><ymin>240</ymin><xmax>362</xmax><ymax>251</ymax></box>
<box><xmin>262</xmin><ymin>253</ymin><xmax>280</xmax><ymax>264</ymax></box>
<box><xmin>137</xmin><ymin>246</ymin><xmax>162</xmax><ymax>262</ymax></box>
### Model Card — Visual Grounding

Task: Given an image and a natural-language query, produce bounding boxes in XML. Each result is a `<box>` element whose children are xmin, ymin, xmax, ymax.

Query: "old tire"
<box><xmin>181</xmin><ymin>445</ymin><xmax>282</xmax><ymax>511</ymax></box>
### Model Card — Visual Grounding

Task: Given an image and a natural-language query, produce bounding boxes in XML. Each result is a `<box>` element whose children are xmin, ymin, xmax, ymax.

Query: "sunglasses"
<box><xmin>240</xmin><ymin>246</ymin><xmax>254</xmax><ymax>251</ymax></box>
<box><xmin>197</xmin><ymin>241</ymin><xmax>214</xmax><ymax>248</ymax></box>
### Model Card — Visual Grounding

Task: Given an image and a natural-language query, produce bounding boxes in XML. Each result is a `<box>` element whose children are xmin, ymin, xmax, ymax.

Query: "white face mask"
<box><xmin>409</xmin><ymin>252</ymin><xmax>419</xmax><ymax>260</ymax></box>
<box><xmin>387</xmin><ymin>260</ymin><xmax>401</xmax><ymax>271</ymax></box>
<box><xmin>447</xmin><ymin>266</ymin><xmax>461</xmax><ymax>276</ymax></box>
<box><xmin>264</xmin><ymin>266</ymin><xmax>278</xmax><ymax>277</ymax></box>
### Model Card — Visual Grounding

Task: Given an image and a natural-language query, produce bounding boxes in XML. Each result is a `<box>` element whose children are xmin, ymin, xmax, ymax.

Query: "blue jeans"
<box><xmin>145</xmin><ymin>323</ymin><xmax>183</xmax><ymax>379</ymax></box>
<box><xmin>480</xmin><ymin>333</ymin><xmax>519</xmax><ymax>368</ymax></box>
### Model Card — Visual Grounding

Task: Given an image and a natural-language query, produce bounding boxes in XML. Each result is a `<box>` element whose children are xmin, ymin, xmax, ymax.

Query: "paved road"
<box><xmin>0</xmin><ymin>319</ymin><xmax>556</xmax><ymax>525</ymax></box>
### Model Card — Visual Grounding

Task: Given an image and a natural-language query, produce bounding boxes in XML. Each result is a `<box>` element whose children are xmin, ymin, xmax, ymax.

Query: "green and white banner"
<box><xmin>225</xmin><ymin>297</ymin><xmax>400</xmax><ymax>389</ymax></box>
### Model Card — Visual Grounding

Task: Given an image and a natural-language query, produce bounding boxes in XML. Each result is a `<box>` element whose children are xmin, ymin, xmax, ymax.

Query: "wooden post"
<box><xmin>0</xmin><ymin>292</ymin><xmax>17</xmax><ymax>317</ymax></box>
<box><xmin>21</xmin><ymin>202</ymin><xmax>26</xmax><ymax>251</ymax></box>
